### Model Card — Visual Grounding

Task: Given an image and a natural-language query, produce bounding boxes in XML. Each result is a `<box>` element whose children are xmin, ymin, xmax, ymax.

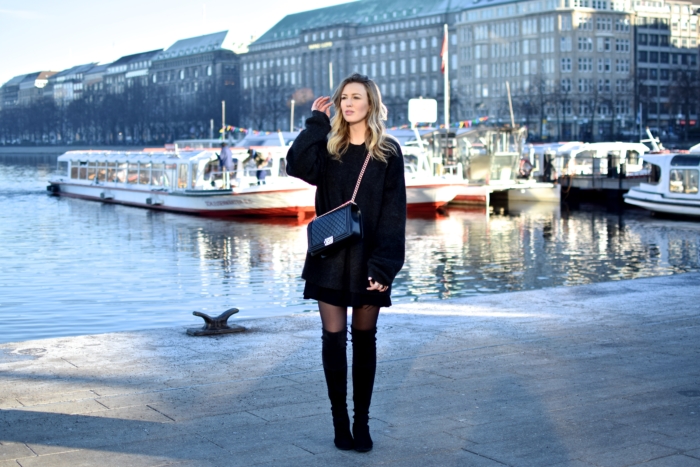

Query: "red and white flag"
<box><xmin>440</xmin><ymin>31</ymin><xmax>448</xmax><ymax>73</ymax></box>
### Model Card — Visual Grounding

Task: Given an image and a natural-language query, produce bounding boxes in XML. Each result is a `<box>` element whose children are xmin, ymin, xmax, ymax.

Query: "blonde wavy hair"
<box><xmin>327</xmin><ymin>73</ymin><xmax>394</xmax><ymax>163</ymax></box>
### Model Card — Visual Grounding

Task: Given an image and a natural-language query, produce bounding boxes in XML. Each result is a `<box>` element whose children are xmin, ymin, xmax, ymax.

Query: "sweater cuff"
<box><xmin>310</xmin><ymin>110</ymin><xmax>331</xmax><ymax>124</ymax></box>
<box><xmin>367</xmin><ymin>262</ymin><xmax>393</xmax><ymax>289</ymax></box>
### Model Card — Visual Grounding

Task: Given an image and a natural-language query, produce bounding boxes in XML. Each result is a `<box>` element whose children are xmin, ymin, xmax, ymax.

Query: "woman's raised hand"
<box><xmin>311</xmin><ymin>96</ymin><xmax>333</xmax><ymax>117</ymax></box>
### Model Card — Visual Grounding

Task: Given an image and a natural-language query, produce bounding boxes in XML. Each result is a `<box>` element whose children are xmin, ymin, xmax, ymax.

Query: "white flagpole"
<box><xmin>444</xmin><ymin>24</ymin><xmax>450</xmax><ymax>132</ymax></box>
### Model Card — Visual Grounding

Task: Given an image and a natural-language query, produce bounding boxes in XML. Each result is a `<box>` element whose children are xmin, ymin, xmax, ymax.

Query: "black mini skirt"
<box><xmin>304</xmin><ymin>282</ymin><xmax>392</xmax><ymax>308</ymax></box>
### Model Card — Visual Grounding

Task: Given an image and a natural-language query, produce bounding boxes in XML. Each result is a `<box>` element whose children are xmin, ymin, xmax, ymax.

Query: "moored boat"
<box><xmin>47</xmin><ymin>147</ymin><xmax>316</xmax><ymax>217</ymax></box>
<box><xmin>402</xmin><ymin>146</ymin><xmax>461</xmax><ymax>211</ymax></box>
<box><xmin>623</xmin><ymin>148</ymin><xmax>700</xmax><ymax>217</ymax></box>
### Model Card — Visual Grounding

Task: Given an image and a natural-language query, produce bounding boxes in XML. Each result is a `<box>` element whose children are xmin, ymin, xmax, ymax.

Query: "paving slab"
<box><xmin>1</xmin><ymin>273</ymin><xmax>699</xmax><ymax>466</ymax></box>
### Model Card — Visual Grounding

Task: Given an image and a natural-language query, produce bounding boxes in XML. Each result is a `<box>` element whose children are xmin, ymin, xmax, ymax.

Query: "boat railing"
<box><xmin>201</xmin><ymin>170</ymin><xmax>233</xmax><ymax>190</ymax></box>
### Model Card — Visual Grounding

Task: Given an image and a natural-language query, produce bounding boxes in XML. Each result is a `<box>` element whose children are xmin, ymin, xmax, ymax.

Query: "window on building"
<box><xmin>560</xmin><ymin>36</ymin><xmax>572</xmax><ymax>51</ymax></box>
<box><xmin>561</xmin><ymin>78</ymin><xmax>572</xmax><ymax>92</ymax></box>
<box><xmin>578</xmin><ymin>37</ymin><xmax>593</xmax><ymax>51</ymax></box>
<box><xmin>561</xmin><ymin>57</ymin><xmax>572</xmax><ymax>72</ymax></box>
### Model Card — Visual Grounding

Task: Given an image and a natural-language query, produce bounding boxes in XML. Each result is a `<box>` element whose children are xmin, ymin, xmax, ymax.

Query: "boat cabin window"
<box><xmin>87</xmin><ymin>162</ymin><xmax>97</xmax><ymax>181</ymax></box>
<box><xmin>58</xmin><ymin>161</ymin><xmax>68</xmax><ymax>176</ymax></box>
<box><xmin>127</xmin><ymin>163</ymin><xmax>138</xmax><ymax>184</ymax></box>
<box><xmin>138</xmin><ymin>163</ymin><xmax>151</xmax><ymax>185</ymax></box>
<box><xmin>151</xmin><ymin>163</ymin><xmax>164</xmax><ymax>186</ymax></box>
<box><xmin>644</xmin><ymin>162</ymin><xmax>661</xmax><ymax>184</ymax></box>
<box><xmin>78</xmin><ymin>161</ymin><xmax>88</xmax><ymax>180</ymax></box>
<box><xmin>165</xmin><ymin>163</ymin><xmax>177</xmax><ymax>187</ymax></box>
<box><xmin>669</xmin><ymin>169</ymin><xmax>699</xmax><ymax>194</ymax></box>
<box><xmin>116</xmin><ymin>163</ymin><xmax>127</xmax><ymax>183</ymax></box>
<box><xmin>106</xmin><ymin>162</ymin><xmax>116</xmax><ymax>182</ymax></box>
<box><xmin>97</xmin><ymin>164</ymin><xmax>107</xmax><ymax>182</ymax></box>
<box><xmin>191</xmin><ymin>164</ymin><xmax>198</xmax><ymax>189</ymax></box>
<box><xmin>71</xmin><ymin>161</ymin><xmax>79</xmax><ymax>179</ymax></box>
<box><xmin>670</xmin><ymin>155</ymin><xmax>700</xmax><ymax>166</ymax></box>
<box><xmin>627</xmin><ymin>150</ymin><xmax>640</xmax><ymax>165</ymax></box>
<box><xmin>178</xmin><ymin>164</ymin><xmax>188</xmax><ymax>189</ymax></box>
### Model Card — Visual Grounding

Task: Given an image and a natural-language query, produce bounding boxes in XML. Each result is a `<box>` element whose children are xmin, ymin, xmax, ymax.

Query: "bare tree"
<box><xmin>668</xmin><ymin>65</ymin><xmax>700</xmax><ymax>142</ymax></box>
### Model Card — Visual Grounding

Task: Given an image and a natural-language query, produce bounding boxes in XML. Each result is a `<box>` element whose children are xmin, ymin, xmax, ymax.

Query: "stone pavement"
<box><xmin>1</xmin><ymin>273</ymin><xmax>699</xmax><ymax>467</ymax></box>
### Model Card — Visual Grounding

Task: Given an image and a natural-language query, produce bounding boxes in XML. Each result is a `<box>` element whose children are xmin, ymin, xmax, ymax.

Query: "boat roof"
<box><xmin>644</xmin><ymin>152</ymin><xmax>700</xmax><ymax>166</ymax></box>
<box><xmin>57</xmin><ymin>150</ymin><xmax>216</xmax><ymax>164</ymax></box>
<box><xmin>567</xmin><ymin>142</ymin><xmax>650</xmax><ymax>154</ymax></box>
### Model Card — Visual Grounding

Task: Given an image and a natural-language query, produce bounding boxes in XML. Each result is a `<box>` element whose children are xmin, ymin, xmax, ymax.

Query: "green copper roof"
<box><xmin>255</xmin><ymin>0</ymin><xmax>460</xmax><ymax>45</ymax></box>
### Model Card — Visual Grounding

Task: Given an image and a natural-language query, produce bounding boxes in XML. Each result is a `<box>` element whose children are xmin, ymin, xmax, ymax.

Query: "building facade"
<box><xmin>241</xmin><ymin>0</ymin><xmax>700</xmax><ymax>140</ymax></box>
<box><xmin>49</xmin><ymin>63</ymin><xmax>97</xmax><ymax>106</ymax></box>
<box><xmin>104</xmin><ymin>50</ymin><xmax>162</xmax><ymax>94</ymax></box>
<box><xmin>241</xmin><ymin>1</ymin><xmax>460</xmax><ymax>129</ymax></box>
<box><xmin>635</xmin><ymin>1</ymin><xmax>699</xmax><ymax>138</ymax></box>
<box><xmin>149</xmin><ymin>31</ymin><xmax>240</xmax><ymax>126</ymax></box>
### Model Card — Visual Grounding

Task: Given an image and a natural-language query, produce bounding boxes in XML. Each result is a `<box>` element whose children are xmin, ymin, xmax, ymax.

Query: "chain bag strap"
<box><xmin>307</xmin><ymin>153</ymin><xmax>372</xmax><ymax>257</ymax></box>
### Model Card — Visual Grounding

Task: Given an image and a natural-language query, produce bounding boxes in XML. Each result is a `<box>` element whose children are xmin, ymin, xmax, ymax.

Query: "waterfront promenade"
<box><xmin>1</xmin><ymin>273</ymin><xmax>699</xmax><ymax>466</ymax></box>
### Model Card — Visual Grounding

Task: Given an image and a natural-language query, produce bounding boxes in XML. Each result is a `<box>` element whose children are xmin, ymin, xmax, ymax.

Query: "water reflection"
<box><xmin>0</xmin><ymin>157</ymin><xmax>699</xmax><ymax>343</ymax></box>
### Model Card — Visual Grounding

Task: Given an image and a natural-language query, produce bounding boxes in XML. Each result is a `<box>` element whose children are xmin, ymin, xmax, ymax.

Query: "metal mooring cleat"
<box><xmin>186</xmin><ymin>308</ymin><xmax>246</xmax><ymax>336</ymax></box>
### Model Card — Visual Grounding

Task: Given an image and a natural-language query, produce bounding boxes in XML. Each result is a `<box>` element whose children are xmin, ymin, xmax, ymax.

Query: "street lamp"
<box><xmin>290</xmin><ymin>99</ymin><xmax>295</xmax><ymax>132</ymax></box>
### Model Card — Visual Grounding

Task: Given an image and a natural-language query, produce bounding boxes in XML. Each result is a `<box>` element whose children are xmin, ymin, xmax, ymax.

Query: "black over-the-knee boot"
<box><xmin>351</xmin><ymin>326</ymin><xmax>377</xmax><ymax>452</ymax></box>
<box><xmin>322</xmin><ymin>328</ymin><xmax>354</xmax><ymax>450</ymax></box>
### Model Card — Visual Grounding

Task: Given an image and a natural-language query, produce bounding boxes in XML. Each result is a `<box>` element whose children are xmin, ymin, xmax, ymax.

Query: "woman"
<box><xmin>286</xmin><ymin>73</ymin><xmax>406</xmax><ymax>452</ymax></box>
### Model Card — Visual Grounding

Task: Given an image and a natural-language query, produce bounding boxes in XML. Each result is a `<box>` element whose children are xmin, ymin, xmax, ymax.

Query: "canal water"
<box><xmin>1</xmin><ymin>153</ymin><xmax>699</xmax><ymax>344</ymax></box>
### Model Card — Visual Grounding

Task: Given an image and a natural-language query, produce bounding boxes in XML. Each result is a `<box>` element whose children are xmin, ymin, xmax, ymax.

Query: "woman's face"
<box><xmin>340</xmin><ymin>82</ymin><xmax>370</xmax><ymax>124</ymax></box>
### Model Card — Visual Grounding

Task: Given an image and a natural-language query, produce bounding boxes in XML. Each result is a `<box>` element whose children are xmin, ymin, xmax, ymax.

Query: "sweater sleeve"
<box><xmin>286</xmin><ymin>111</ymin><xmax>332</xmax><ymax>186</ymax></box>
<box><xmin>367</xmin><ymin>144</ymin><xmax>407</xmax><ymax>287</ymax></box>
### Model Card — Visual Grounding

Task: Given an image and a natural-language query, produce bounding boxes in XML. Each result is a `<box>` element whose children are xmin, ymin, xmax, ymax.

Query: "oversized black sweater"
<box><xmin>286</xmin><ymin>111</ymin><xmax>407</xmax><ymax>294</ymax></box>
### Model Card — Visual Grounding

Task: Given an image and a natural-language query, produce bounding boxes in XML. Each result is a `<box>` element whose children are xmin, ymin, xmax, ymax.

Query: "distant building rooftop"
<box><xmin>254</xmin><ymin>0</ymin><xmax>519</xmax><ymax>45</ymax></box>
<box><xmin>53</xmin><ymin>63</ymin><xmax>97</xmax><ymax>81</ymax></box>
<box><xmin>107</xmin><ymin>50</ymin><xmax>162</xmax><ymax>74</ymax></box>
<box><xmin>155</xmin><ymin>31</ymin><xmax>232</xmax><ymax>60</ymax></box>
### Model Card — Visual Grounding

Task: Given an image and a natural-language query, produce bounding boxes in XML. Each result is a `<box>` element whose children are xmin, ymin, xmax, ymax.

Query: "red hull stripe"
<box><xmin>55</xmin><ymin>192</ymin><xmax>315</xmax><ymax>217</ymax></box>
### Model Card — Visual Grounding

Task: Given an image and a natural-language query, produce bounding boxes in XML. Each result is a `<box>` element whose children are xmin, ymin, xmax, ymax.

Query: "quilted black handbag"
<box><xmin>307</xmin><ymin>153</ymin><xmax>371</xmax><ymax>257</ymax></box>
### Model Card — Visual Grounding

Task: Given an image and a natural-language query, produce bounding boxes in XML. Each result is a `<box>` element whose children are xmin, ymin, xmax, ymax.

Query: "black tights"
<box><xmin>318</xmin><ymin>301</ymin><xmax>380</xmax><ymax>332</ymax></box>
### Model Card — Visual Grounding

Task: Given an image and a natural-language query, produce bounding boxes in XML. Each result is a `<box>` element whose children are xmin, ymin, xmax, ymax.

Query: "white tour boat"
<box><xmin>624</xmin><ymin>148</ymin><xmax>700</xmax><ymax>217</ymax></box>
<box><xmin>402</xmin><ymin>146</ymin><xmax>461</xmax><ymax>211</ymax></box>
<box><xmin>47</xmin><ymin>147</ymin><xmax>316</xmax><ymax>217</ymax></box>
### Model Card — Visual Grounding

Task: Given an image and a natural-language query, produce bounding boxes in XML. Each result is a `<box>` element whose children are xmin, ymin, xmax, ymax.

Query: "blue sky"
<box><xmin>0</xmin><ymin>0</ymin><xmax>354</xmax><ymax>85</ymax></box>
